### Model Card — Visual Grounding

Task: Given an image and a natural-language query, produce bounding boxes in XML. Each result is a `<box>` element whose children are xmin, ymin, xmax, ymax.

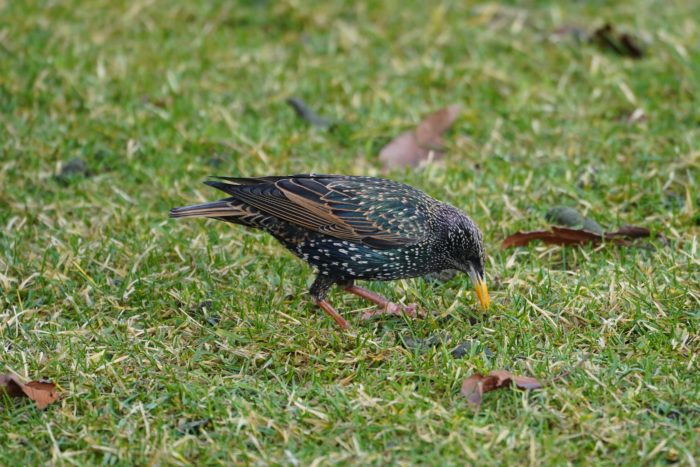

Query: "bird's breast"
<box><xmin>286</xmin><ymin>234</ymin><xmax>447</xmax><ymax>281</ymax></box>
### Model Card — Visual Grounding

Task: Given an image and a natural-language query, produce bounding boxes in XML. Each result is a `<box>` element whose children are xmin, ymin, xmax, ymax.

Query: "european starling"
<box><xmin>170</xmin><ymin>174</ymin><xmax>489</xmax><ymax>329</ymax></box>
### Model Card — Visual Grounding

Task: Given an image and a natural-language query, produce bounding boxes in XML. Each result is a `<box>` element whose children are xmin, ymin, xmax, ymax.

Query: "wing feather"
<box><xmin>205</xmin><ymin>175</ymin><xmax>432</xmax><ymax>248</ymax></box>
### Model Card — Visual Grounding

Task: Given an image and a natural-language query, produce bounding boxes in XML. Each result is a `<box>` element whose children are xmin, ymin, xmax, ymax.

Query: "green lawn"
<box><xmin>1</xmin><ymin>0</ymin><xmax>699</xmax><ymax>464</ymax></box>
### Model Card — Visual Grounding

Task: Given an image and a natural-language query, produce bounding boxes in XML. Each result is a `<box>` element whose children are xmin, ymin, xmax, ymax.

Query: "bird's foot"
<box><xmin>360</xmin><ymin>302</ymin><xmax>422</xmax><ymax>321</ymax></box>
<box><xmin>342</xmin><ymin>285</ymin><xmax>424</xmax><ymax>322</ymax></box>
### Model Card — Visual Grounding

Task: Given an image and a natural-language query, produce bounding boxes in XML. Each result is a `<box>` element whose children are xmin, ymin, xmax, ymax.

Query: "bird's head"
<box><xmin>444</xmin><ymin>212</ymin><xmax>490</xmax><ymax>310</ymax></box>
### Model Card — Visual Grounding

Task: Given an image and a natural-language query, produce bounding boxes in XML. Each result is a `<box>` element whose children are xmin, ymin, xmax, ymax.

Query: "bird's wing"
<box><xmin>205</xmin><ymin>175</ymin><xmax>432</xmax><ymax>249</ymax></box>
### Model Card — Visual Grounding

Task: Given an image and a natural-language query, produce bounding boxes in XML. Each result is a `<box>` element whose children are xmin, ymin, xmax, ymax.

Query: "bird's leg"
<box><xmin>314</xmin><ymin>298</ymin><xmax>350</xmax><ymax>329</ymax></box>
<box><xmin>310</xmin><ymin>274</ymin><xmax>350</xmax><ymax>330</ymax></box>
<box><xmin>341</xmin><ymin>284</ymin><xmax>420</xmax><ymax>320</ymax></box>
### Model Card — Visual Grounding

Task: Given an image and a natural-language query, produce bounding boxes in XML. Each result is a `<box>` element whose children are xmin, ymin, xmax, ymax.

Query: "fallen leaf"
<box><xmin>501</xmin><ymin>225</ymin><xmax>653</xmax><ymax>249</ymax></box>
<box><xmin>379</xmin><ymin>132</ymin><xmax>420</xmax><ymax>169</ymax></box>
<box><xmin>415</xmin><ymin>106</ymin><xmax>461</xmax><ymax>148</ymax></box>
<box><xmin>460</xmin><ymin>370</ymin><xmax>543</xmax><ymax>408</ymax></box>
<box><xmin>591</xmin><ymin>23</ymin><xmax>644</xmax><ymax>59</ymax></box>
<box><xmin>606</xmin><ymin>225</ymin><xmax>651</xmax><ymax>238</ymax></box>
<box><xmin>501</xmin><ymin>227</ymin><xmax>602</xmax><ymax>248</ymax></box>
<box><xmin>0</xmin><ymin>374</ymin><xmax>59</xmax><ymax>409</ymax></box>
<box><xmin>504</xmin><ymin>373</ymin><xmax>543</xmax><ymax>390</ymax></box>
<box><xmin>21</xmin><ymin>381</ymin><xmax>59</xmax><ymax>409</ymax></box>
<box><xmin>0</xmin><ymin>375</ymin><xmax>24</xmax><ymax>398</ymax></box>
<box><xmin>286</xmin><ymin>97</ymin><xmax>333</xmax><ymax>128</ymax></box>
<box><xmin>379</xmin><ymin>105</ymin><xmax>460</xmax><ymax>170</ymax></box>
<box><xmin>460</xmin><ymin>374</ymin><xmax>487</xmax><ymax>407</ymax></box>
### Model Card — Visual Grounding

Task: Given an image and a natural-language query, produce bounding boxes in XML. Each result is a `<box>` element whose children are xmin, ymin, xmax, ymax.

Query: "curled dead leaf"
<box><xmin>0</xmin><ymin>375</ymin><xmax>25</xmax><ymax>398</ymax></box>
<box><xmin>0</xmin><ymin>374</ymin><xmax>59</xmax><ymax>409</ymax></box>
<box><xmin>501</xmin><ymin>227</ymin><xmax>602</xmax><ymax>248</ymax></box>
<box><xmin>415</xmin><ymin>105</ymin><xmax>461</xmax><ymax>147</ymax></box>
<box><xmin>460</xmin><ymin>374</ymin><xmax>487</xmax><ymax>407</ymax></box>
<box><xmin>460</xmin><ymin>370</ymin><xmax>543</xmax><ymax>408</ymax></box>
<box><xmin>501</xmin><ymin>225</ymin><xmax>653</xmax><ymax>249</ymax></box>
<box><xmin>379</xmin><ymin>105</ymin><xmax>460</xmax><ymax>170</ymax></box>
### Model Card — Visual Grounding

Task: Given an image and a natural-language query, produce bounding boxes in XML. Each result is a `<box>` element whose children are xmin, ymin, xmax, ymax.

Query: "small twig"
<box><xmin>286</xmin><ymin>97</ymin><xmax>333</xmax><ymax>128</ymax></box>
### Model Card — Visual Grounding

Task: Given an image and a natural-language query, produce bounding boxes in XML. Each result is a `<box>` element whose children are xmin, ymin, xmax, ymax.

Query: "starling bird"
<box><xmin>170</xmin><ymin>175</ymin><xmax>489</xmax><ymax>329</ymax></box>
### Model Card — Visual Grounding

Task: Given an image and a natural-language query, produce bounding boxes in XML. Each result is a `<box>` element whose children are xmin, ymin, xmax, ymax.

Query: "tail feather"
<box><xmin>209</xmin><ymin>175</ymin><xmax>289</xmax><ymax>185</ymax></box>
<box><xmin>169</xmin><ymin>200</ymin><xmax>238</xmax><ymax>219</ymax></box>
<box><xmin>173</xmin><ymin>175</ymin><xmax>327</xmax><ymax>220</ymax></box>
<box><xmin>203</xmin><ymin>174</ymin><xmax>336</xmax><ymax>196</ymax></box>
<box><xmin>203</xmin><ymin>180</ymin><xmax>242</xmax><ymax>196</ymax></box>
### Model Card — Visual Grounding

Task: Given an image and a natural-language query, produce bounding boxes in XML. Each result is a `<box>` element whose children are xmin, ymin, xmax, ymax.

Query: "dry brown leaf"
<box><xmin>501</xmin><ymin>226</ymin><xmax>602</xmax><ymax>248</ymax></box>
<box><xmin>379</xmin><ymin>105</ymin><xmax>460</xmax><ymax>170</ymax></box>
<box><xmin>460</xmin><ymin>370</ymin><xmax>543</xmax><ymax>408</ymax></box>
<box><xmin>22</xmin><ymin>381</ymin><xmax>59</xmax><ymax>409</ymax></box>
<box><xmin>0</xmin><ymin>375</ymin><xmax>25</xmax><ymax>398</ymax></box>
<box><xmin>606</xmin><ymin>225</ymin><xmax>651</xmax><ymax>238</ymax></box>
<box><xmin>501</xmin><ymin>225</ymin><xmax>653</xmax><ymax>249</ymax></box>
<box><xmin>415</xmin><ymin>105</ymin><xmax>461</xmax><ymax>147</ymax></box>
<box><xmin>0</xmin><ymin>374</ymin><xmax>59</xmax><ymax>409</ymax></box>
<box><xmin>460</xmin><ymin>374</ymin><xmax>487</xmax><ymax>407</ymax></box>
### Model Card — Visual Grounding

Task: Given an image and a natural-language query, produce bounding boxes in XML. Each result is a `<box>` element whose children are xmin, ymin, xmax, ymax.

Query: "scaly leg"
<box><xmin>342</xmin><ymin>285</ymin><xmax>420</xmax><ymax>320</ymax></box>
<box><xmin>314</xmin><ymin>298</ymin><xmax>350</xmax><ymax>329</ymax></box>
<box><xmin>310</xmin><ymin>274</ymin><xmax>350</xmax><ymax>330</ymax></box>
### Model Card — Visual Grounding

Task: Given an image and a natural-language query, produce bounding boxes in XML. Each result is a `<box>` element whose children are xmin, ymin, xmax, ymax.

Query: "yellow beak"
<box><xmin>474</xmin><ymin>279</ymin><xmax>490</xmax><ymax>310</ymax></box>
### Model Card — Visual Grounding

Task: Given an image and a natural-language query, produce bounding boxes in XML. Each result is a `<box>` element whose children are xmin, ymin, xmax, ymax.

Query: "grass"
<box><xmin>1</xmin><ymin>0</ymin><xmax>699</xmax><ymax>464</ymax></box>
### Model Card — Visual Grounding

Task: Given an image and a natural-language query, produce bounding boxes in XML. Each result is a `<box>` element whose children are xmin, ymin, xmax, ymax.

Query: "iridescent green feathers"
<box><xmin>173</xmin><ymin>175</ymin><xmax>435</xmax><ymax>249</ymax></box>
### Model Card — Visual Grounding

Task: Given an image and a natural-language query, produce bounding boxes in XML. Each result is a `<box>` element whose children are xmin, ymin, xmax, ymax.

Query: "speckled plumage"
<box><xmin>170</xmin><ymin>174</ymin><xmax>488</xmax><ymax>328</ymax></box>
